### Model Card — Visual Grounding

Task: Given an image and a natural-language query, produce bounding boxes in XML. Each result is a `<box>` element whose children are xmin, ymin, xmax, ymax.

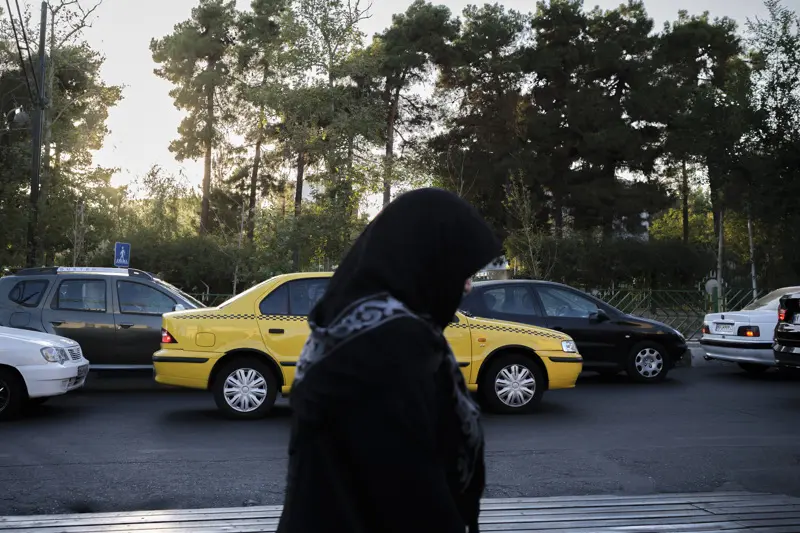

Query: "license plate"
<box><xmin>715</xmin><ymin>323</ymin><xmax>735</xmax><ymax>334</ymax></box>
<box><xmin>76</xmin><ymin>365</ymin><xmax>89</xmax><ymax>379</ymax></box>
<box><xmin>794</xmin><ymin>315</ymin><xmax>800</xmax><ymax>325</ymax></box>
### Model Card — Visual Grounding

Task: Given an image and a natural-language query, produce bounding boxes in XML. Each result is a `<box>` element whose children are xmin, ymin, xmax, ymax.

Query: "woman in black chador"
<box><xmin>277</xmin><ymin>188</ymin><xmax>502</xmax><ymax>533</ymax></box>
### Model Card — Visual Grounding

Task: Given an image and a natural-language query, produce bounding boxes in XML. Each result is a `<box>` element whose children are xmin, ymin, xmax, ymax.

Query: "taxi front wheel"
<box><xmin>480</xmin><ymin>353</ymin><xmax>544</xmax><ymax>414</ymax></box>
<box><xmin>212</xmin><ymin>358</ymin><xmax>278</xmax><ymax>420</ymax></box>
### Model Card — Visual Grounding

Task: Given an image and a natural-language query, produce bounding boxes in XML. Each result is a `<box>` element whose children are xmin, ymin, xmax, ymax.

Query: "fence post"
<box><xmin>712</xmin><ymin>287</ymin><xmax>720</xmax><ymax>313</ymax></box>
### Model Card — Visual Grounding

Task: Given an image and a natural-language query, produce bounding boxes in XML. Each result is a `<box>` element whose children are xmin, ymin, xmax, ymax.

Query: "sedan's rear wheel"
<box><xmin>212</xmin><ymin>358</ymin><xmax>278</xmax><ymax>420</ymax></box>
<box><xmin>0</xmin><ymin>368</ymin><xmax>26</xmax><ymax>421</ymax></box>
<box><xmin>626</xmin><ymin>342</ymin><xmax>669</xmax><ymax>383</ymax></box>
<box><xmin>480</xmin><ymin>353</ymin><xmax>545</xmax><ymax>414</ymax></box>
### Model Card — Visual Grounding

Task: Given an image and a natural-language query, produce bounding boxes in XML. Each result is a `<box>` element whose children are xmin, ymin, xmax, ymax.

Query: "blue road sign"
<box><xmin>114</xmin><ymin>242</ymin><xmax>131</xmax><ymax>268</ymax></box>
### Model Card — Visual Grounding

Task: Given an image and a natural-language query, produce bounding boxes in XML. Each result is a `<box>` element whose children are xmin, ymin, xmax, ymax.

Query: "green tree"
<box><xmin>369</xmin><ymin>0</ymin><xmax>458</xmax><ymax>205</ymax></box>
<box><xmin>234</xmin><ymin>0</ymin><xmax>285</xmax><ymax>240</ymax></box>
<box><xmin>151</xmin><ymin>0</ymin><xmax>237</xmax><ymax>235</ymax></box>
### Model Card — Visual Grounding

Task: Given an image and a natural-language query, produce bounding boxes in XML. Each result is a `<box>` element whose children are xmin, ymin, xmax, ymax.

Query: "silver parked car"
<box><xmin>700</xmin><ymin>286</ymin><xmax>800</xmax><ymax>373</ymax></box>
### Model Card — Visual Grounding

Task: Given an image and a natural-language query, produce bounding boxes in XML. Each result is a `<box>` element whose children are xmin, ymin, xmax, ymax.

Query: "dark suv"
<box><xmin>0</xmin><ymin>267</ymin><xmax>203</xmax><ymax>368</ymax></box>
<box><xmin>774</xmin><ymin>291</ymin><xmax>800</xmax><ymax>369</ymax></box>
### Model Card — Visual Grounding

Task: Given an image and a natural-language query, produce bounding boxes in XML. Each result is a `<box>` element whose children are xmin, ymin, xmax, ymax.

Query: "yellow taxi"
<box><xmin>153</xmin><ymin>272</ymin><xmax>583</xmax><ymax>419</ymax></box>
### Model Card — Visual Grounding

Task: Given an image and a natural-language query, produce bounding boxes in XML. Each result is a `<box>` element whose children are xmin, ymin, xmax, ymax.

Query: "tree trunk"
<box><xmin>681</xmin><ymin>159</ymin><xmax>689</xmax><ymax>244</ymax></box>
<box><xmin>553</xmin><ymin>193</ymin><xmax>563</xmax><ymax>239</ymax></box>
<box><xmin>247</xmin><ymin>136</ymin><xmax>262</xmax><ymax>242</ymax></box>
<box><xmin>200</xmin><ymin>63</ymin><xmax>216</xmax><ymax>235</ymax></box>
<box><xmin>38</xmin><ymin>16</ymin><xmax>57</xmax><ymax>241</ymax></box>
<box><xmin>747</xmin><ymin>207</ymin><xmax>758</xmax><ymax>302</ymax></box>
<box><xmin>292</xmin><ymin>151</ymin><xmax>306</xmax><ymax>270</ymax></box>
<box><xmin>716</xmin><ymin>207</ymin><xmax>724</xmax><ymax>298</ymax></box>
<box><xmin>294</xmin><ymin>151</ymin><xmax>305</xmax><ymax>218</ymax></box>
<box><xmin>383</xmin><ymin>87</ymin><xmax>401</xmax><ymax>207</ymax></box>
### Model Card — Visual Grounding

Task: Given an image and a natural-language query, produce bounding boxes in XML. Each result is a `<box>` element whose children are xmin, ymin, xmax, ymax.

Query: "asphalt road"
<box><xmin>1</xmin><ymin>360</ymin><xmax>799</xmax><ymax>516</ymax></box>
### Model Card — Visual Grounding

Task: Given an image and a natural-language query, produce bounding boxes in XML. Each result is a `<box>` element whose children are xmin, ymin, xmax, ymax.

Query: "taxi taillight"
<box><xmin>161</xmin><ymin>329</ymin><xmax>177</xmax><ymax>344</ymax></box>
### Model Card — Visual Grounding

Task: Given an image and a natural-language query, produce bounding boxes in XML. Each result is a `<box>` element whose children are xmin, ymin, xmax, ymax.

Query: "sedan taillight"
<box><xmin>701</xmin><ymin>324</ymin><xmax>710</xmax><ymax>335</ymax></box>
<box><xmin>737</xmin><ymin>325</ymin><xmax>760</xmax><ymax>338</ymax></box>
<box><xmin>779</xmin><ymin>308</ymin><xmax>787</xmax><ymax>322</ymax></box>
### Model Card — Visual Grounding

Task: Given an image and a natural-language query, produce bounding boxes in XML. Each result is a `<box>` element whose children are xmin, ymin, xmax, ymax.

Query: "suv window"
<box><xmin>7</xmin><ymin>280</ymin><xmax>49</xmax><ymax>308</ymax></box>
<box><xmin>537</xmin><ymin>286</ymin><xmax>598</xmax><ymax>318</ymax></box>
<box><xmin>118</xmin><ymin>281</ymin><xmax>176</xmax><ymax>315</ymax></box>
<box><xmin>54</xmin><ymin>279</ymin><xmax>107</xmax><ymax>312</ymax></box>
<box><xmin>258</xmin><ymin>279</ymin><xmax>329</xmax><ymax>317</ymax></box>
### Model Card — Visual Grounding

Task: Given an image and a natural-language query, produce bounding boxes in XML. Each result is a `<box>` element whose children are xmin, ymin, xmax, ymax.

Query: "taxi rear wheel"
<box><xmin>212</xmin><ymin>358</ymin><xmax>278</xmax><ymax>420</ymax></box>
<box><xmin>480</xmin><ymin>353</ymin><xmax>545</xmax><ymax>414</ymax></box>
<box><xmin>0</xmin><ymin>368</ymin><xmax>26</xmax><ymax>421</ymax></box>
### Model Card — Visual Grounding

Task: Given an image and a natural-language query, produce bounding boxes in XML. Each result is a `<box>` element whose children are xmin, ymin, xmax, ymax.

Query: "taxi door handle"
<box><xmin>50</xmin><ymin>321</ymin><xmax>63</xmax><ymax>327</ymax></box>
<box><xmin>118</xmin><ymin>323</ymin><xmax>134</xmax><ymax>329</ymax></box>
<box><xmin>269</xmin><ymin>328</ymin><xmax>285</xmax><ymax>335</ymax></box>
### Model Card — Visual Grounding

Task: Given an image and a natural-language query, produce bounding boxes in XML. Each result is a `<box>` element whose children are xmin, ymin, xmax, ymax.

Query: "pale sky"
<box><xmin>61</xmin><ymin>0</ymin><xmax>794</xmax><ymax>189</ymax></box>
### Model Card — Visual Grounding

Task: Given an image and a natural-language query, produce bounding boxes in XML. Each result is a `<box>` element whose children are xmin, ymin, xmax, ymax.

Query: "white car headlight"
<box><xmin>561</xmin><ymin>340</ymin><xmax>578</xmax><ymax>353</ymax></box>
<box><xmin>41</xmin><ymin>346</ymin><xmax>68</xmax><ymax>364</ymax></box>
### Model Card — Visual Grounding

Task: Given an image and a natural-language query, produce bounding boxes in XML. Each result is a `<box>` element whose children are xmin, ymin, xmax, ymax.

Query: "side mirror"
<box><xmin>173</xmin><ymin>304</ymin><xmax>186</xmax><ymax>312</ymax></box>
<box><xmin>589</xmin><ymin>309</ymin><xmax>609</xmax><ymax>322</ymax></box>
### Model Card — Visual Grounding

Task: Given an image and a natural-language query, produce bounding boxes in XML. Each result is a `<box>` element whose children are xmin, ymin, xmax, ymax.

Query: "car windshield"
<box><xmin>741</xmin><ymin>287</ymin><xmax>800</xmax><ymax>311</ymax></box>
<box><xmin>154</xmin><ymin>279</ymin><xmax>206</xmax><ymax>308</ymax></box>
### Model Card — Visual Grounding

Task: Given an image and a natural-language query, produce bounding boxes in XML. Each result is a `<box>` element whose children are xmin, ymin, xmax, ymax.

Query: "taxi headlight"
<box><xmin>561</xmin><ymin>340</ymin><xmax>578</xmax><ymax>353</ymax></box>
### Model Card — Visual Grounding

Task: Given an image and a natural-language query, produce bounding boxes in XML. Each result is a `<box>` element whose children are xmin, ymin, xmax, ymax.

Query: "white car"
<box><xmin>0</xmin><ymin>326</ymin><xmax>90</xmax><ymax>419</ymax></box>
<box><xmin>700</xmin><ymin>286</ymin><xmax>800</xmax><ymax>373</ymax></box>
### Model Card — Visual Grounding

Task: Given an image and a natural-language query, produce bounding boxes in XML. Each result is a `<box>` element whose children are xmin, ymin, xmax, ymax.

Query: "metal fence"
<box><xmin>593</xmin><ymin>288</ymin><xmax>769</xmax><ymax>339</ymax></box>
<box><xmin>186</xmin><ymin>288</ymin><xmax>769</xmax><ymax>340</ymax></box>
<box><xmin>188</xmin><ymin>293</ymin><xmax>235</xmax><ymax>307</ymax></box>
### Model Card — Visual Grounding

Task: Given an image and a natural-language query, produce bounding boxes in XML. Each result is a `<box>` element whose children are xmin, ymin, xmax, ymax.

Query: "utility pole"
<box><xmin>25</xmin><ymin>2</ymin><xmax>48</xmax><ymax>268</ymax></box>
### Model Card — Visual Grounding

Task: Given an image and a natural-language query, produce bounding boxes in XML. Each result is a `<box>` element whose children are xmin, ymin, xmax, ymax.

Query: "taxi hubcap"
<box><xmin>495</xmin><ymin>364</ymin><xmax>536</xmax><ymax>407</ymax></box>
<box><xmin>635</xmin><ymin>348</ymin><xmax>663</xmax><ymax>378</ymax></box>
<box><xmin>224</xmin><ymin>368</ymin><xmax>267</xmax><ymax>413</ymax></box>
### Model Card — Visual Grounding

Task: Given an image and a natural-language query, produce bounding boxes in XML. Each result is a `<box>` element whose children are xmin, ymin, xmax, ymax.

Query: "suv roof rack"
<box><xmin>13</xmin><ymin>266</ymin><xmax>154</xmax><ymax>280</ymax></box>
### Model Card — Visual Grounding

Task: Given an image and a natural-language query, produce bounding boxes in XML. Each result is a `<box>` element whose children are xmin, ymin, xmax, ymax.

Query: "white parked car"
<box><xmin>700</xmin><ymin>286</ymin><xmax>800</xmax><ymax>374</ymax></box>
<box><xmin>0</xmin><ymin>326</ymin><xmax>90</xmax><ymax>420</ymax></box>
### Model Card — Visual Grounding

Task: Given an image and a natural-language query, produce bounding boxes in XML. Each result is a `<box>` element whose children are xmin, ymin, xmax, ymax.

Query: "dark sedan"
<box><xmin>774</xmin><ymin>291</ymin><xmax>800</xmax><ymax>369</ymax></box>
<box><xmin>462</xmin><ymin>280</ymin><xmax>688</xmax><ymax>382</ymax></box>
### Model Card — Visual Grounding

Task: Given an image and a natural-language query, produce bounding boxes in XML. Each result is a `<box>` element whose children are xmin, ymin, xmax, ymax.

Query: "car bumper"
<box><xmin>699</xmin><ymin>340</ymin><xmax>775</xmax><ymax>366</ymax></box>
<box><xmin>152</xmin><ymin>350</ymin><xmax>221</xmax><ymax>390</ymax></box>
<box><xmin>542</xmin><ymin>352</ymin><xmax>583</xmax><ymax>390</ymax></box>
<box><xmin>773</xmin><ymin>343</ymin><xmax>800</xmax><ymax>369</ymax></box>
<box><xmin>17</xmin><ymin>360</ymin><xmax>90</xmax><ymax>398</ymax></box>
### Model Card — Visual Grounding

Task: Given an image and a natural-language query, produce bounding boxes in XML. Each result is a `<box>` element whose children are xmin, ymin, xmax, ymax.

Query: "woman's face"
<box><xmin>464</xmin><ymin>278</ymin><xmax>473</xmax><ymax>295</ymax></box>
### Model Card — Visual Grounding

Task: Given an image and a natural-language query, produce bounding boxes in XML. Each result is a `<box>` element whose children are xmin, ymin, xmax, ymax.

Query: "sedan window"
<box><xmin>538</xmin><ymin>287</ymin><xmax>598</xmax><ymax>318</ymax></box>
<box><xmin>259</xmin><ymin>283</ymin><xmax>289</xmax><ymax>315</ymax></box>
<box><xmin>482</xmin><ymin>287</ymin><xmax>540</xmax><ymax>316</ymax></box>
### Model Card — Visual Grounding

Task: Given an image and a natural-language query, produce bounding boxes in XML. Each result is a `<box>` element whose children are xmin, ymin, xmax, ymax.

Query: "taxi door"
<box><xmin>444</xmin><ymin>313</ymin><xmax>473</xmax><ymax>382</ymax></box>
<box><xmin>255</xmin><ymin>278</ymin><xmax>330</xmax><ymax>386</ymax></box>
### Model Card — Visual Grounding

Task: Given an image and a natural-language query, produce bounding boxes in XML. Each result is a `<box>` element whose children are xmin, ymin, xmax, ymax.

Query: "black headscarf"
<box><xmin>310</xmin><ymin>188</ymin><xmax>502</xmax><ymax>329</ymax></box>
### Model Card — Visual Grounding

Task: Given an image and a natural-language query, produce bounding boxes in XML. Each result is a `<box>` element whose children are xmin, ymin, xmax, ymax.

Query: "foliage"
<box><xmin>4</xmin><ymin>0</ymin><xmax>800</xmax><ymax>294</ymax></box>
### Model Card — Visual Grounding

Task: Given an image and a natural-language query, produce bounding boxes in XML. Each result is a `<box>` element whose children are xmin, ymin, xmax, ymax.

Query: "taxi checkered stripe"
<box><xmin>174</xmin><ymin>314</ymin><xmax>306</xmax><ymax>321</ymax></box>
<box><xmin>469</xmin><ymin>323</ymin><xmax>564</xmax><ymax>340</ymax></box>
